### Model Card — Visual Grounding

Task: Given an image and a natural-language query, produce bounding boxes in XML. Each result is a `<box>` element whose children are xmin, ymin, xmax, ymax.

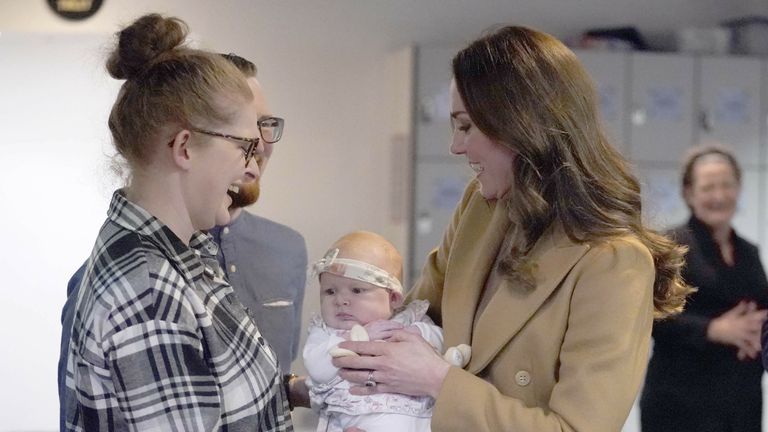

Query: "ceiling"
<box><xmin>258</xmin><ymin>0</ymin><xmax>765</xmax><ymax>51</ymax></box>
<box><xmin>1</xmin><ymin>0</ymin><xmax>765</xmax><ymax>52</ymax></box>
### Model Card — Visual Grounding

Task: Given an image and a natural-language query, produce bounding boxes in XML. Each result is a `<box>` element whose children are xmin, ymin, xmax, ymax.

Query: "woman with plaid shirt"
<box><xmin>61</xmin><ymin>14</ymin><xmax>292</xmax><ymax>431</ymax></box>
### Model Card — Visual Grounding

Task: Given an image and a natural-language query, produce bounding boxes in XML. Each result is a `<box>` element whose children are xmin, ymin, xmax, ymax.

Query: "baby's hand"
<box><xmin>330</xmin><ymin>325</ymin><xmax>369</xmax><ymax>357</ymax></box>
<box><xmin>364</xmin><ymin>320</ymin><xmax>404</xmax><ymax>341</ymax></box>
<box><xmin>443</xmin><ymin>344</ymin><xmax>472</xmax><ymax>368</ymax></box>
<box><xmin>338</xmin><ymin>324</ymin><xmax>369</xmax><ymax>341</ymax></box>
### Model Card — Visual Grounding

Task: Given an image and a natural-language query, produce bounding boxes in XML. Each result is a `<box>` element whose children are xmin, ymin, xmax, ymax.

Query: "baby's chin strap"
<box><xmin>311</xmin><ymin>248</ymin><xmax>403</xmax><ymax>295</ymax></box>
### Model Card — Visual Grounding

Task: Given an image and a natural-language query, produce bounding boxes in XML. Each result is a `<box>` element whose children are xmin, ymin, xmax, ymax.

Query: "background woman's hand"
<box><xmin>707</xmin><ymin>301</ymin><xmax>768</xmax><ymax>360</ymax></box>
<box><xmin>332</xmin><ymin>330</ymin><xmax>451</xmax><ymax>398</ymax></box>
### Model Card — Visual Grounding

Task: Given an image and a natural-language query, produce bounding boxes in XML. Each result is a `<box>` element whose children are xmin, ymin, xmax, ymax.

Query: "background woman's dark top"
<box><xmin>641</xmin><ymin>216</ymin><xmax>768</xmax><ymax>432</ymax></box>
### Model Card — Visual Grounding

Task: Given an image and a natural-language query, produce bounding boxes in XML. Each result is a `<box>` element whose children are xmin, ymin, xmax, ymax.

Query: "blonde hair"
<box><xmin>106</xmin><ymin>14</ymin><xmax>251</xmax><ymax>168</ymax></box>
<box><xmin>331</xmin><ymin>231</ymin><xmax>403</xmax><ymax>283</ymax></box>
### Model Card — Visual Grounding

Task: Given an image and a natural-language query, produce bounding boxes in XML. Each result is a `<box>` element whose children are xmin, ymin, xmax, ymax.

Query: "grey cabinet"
<box><xmin>411</xmin><ymin>45</ymin><xmax>768</xmax><ymax>432</ymax></box>
<box><xmin>699</xmin><ymin>56</ymin><xmax>764</xmax><ymax>167</ymax></box>
<box><xmin>629</xmin><ymin>53</ymin><xmax>697</xmax><ymax>164</ymax></box>
<box><xmin>410</xmin><ymin>45</ymin><xmax>465</xmax><ymax>283</ymax></box>
<box><xmin>575</xmin><ymin>49</ymin><xmax>630</xmax><ymax>155</ymax></box>
<box><xmin>411</xmin><ymin>45</ymin><xmax>768</xmax><ymax>280</ymax></box>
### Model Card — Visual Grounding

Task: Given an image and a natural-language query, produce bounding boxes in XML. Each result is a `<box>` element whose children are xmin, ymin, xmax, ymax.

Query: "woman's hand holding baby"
<box><xmin>334</xmin><ymin>329</ymin><xmax>451</xmax><ymax>399</ymax></box>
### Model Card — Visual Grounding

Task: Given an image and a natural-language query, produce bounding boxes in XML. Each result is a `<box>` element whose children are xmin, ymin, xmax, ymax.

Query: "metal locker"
<box><xmin>732</xmin><ymin>168</ymin><xmax>761</xmax><ymax>246</ymax></box>
<box><xmin>698</xmin><ymin>56</ymin><xmax>764</xmax><ymax>168</ymax></box>
<box><xmin>410</xmin><ymin>160</ymin><xmax>473</xmax><ymax>282</ymax></box>
<box><xmin>574</xmin><ymin>49</ymin><xmax>630</xmax><ymax>157</ymax></box>
<box><xmin>410</xmin><ymin>45</ymin><xmax>469</xmax><ymax>283</ymax></box>
<box><xmin>635</xmin><ymin>164</ymin><xmax>689</xmax><ymax>231</ymax></box>
<box><xmin>415</xmin><ymin>45</ymin><xmax>462</xmax><ymax>158</ymax></box>
<box><xmin>629</xmin><ymin>53</ymin><xmax>696</xmax><ymax>164</ymax></box>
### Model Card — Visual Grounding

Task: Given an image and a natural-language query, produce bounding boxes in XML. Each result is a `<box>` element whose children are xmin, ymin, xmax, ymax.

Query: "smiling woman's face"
<box><xmin>685</xmin><ymin>155</ymin><xmax>740</xmax><ymax>231</ymax></box>
<box><xmin>448</xmin><ymin>79</ymin><xmax>517</xmax><ymax>200</ymax></box>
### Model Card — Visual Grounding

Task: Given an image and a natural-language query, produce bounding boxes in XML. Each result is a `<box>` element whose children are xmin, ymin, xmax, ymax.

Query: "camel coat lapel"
<box><xmin>439</xmin><ymin>197</ymin><xmax>508</xmax><ymax>351</ymax></box>
<box><xmin>436</xmin><ymin>195</ymin><xmax>591</xmax><ymax>374</ymax></box>
<box><xmin>468</xmin><ymin>230</ymin><xmax>590</xmax><ymax>374</ymax></box>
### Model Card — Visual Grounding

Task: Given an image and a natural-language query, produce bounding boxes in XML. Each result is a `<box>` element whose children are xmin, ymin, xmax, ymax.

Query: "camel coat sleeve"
<box><xmin>409</xmin><ymin>180</ymin><xmax>655</xmax><ymax>432</ymax></box>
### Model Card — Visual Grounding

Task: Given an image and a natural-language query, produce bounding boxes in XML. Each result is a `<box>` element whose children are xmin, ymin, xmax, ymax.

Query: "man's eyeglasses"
<box><xmin>189</xmin><ymin>116</ymin><xmax>285</xmax><ymax>167</ymax></box>
<box><xmin>256</xmin><ymin>116</ymin><xmax>284</xmax><ymax>144</ymax></box>
<box><xmin>190</xmin><ymin>128</ymin><xmax>261</xmax><ymax>167</ymax></box>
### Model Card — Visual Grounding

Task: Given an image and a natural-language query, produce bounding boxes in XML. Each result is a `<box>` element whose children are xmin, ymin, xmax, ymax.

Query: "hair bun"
<box><xmin>106</xmin><ymin>13</ymin><xmax>188</xmax><ymax>80</ymax></box>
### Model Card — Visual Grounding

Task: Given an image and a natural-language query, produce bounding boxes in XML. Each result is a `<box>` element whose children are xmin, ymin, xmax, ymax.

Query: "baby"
<box><xmin>303</xmin><ymin>231</ymin><xmax>468</xmax><ymax>432</ymax></box>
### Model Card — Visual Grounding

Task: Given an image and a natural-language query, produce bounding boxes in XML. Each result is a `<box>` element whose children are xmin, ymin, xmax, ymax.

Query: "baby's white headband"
<box><xmin>312</xmin><ymin>248</ymin><xmax>403</xmax><ymax>295</ymax></box>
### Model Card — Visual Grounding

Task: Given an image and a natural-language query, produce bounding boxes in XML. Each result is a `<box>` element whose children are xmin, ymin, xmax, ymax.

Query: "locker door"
<box><xmin>411</xmin><ymin>161</ymin><xmax>473</xmax><ymax>282</ymax></box>
<box><xmin>411</xmin><ymin>45</ymin><xmax>467</xmax><ymax>283</ymax></box>
<box><xmin>635</xmin><ymin>165</ymin><xmax>689</xmax><ymax>231</ymax></box>
<box><xmin>698</xmin><ymin>57</ymin><xmax>764</xmax><ymax>253</ymax></box>
<box><xmin>733</xmin><ymin>168</ymin><xmax>761</xmax><ymax>245</ymax></box>
<box><xmin>574</xmin><ymin>49</ymin><xmax>630</xmax><ymax>156</ymax></box>
<box><xmin>629</xmin><ymin>53</ymin><xmax>696</xmax><ymax>164</ymax></box>
<box><xmin>699</xmin><ymin>56</ymin><xmax>763</xmax><ymax>168</ymax></box>
<box><xmin>415</xmin><ymin>45</ymin><xmax>461</xmax><ymax>158</ymax></box>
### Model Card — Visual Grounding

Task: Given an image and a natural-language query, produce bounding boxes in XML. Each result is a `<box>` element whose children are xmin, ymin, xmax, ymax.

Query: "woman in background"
<box><xmin>641</xmin><ymin>145</ymin><xmax>768</xmax><ymax>432</ymax></box>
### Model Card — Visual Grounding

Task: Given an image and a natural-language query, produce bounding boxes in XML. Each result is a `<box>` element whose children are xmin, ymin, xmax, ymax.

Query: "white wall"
<box><xmin>0</xmin><ymin>0</ymin><xmax>757</xmax><ymax>430</ymax></box>
<box><xmin>0</xmin><ymin>2</ymin><xmax>412</xmax><ymax>430</ymax></box>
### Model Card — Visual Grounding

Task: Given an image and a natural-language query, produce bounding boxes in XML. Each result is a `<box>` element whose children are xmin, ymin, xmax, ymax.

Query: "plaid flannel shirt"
<box><xmin>63</xmin><ymin>190</ymin><xmax>293</xmax><ymax>431</ymax></box>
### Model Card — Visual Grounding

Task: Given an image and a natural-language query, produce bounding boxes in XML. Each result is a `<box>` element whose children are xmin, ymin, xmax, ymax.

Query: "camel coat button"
<box><xmin>515</xmin><ymin>370</ymin><xmax>531</xmax><ymax>387</ymax></box>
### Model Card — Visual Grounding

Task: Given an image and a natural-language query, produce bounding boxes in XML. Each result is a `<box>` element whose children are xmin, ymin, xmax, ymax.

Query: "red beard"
<box><xmin>228</xmin><ymin>181</ymin><xmax>260</xmax><ymax>209</ymax></box>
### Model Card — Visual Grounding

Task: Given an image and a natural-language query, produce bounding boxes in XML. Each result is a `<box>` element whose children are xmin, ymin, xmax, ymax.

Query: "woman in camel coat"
<box><xmin>333</xmin><ymin>26</ymin><xmax>692</xmax><ymax>432</ymax></box>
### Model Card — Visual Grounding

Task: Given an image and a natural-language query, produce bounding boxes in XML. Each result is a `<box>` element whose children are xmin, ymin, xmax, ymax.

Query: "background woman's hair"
<box><xmin>106</xmin><ymin>13</ymin><xmax>251</xmax><ymax>168</ymax></box>
<box><xmin>452</xmin><ymin>25</ymin><xmax>692</xmax><ymax>318</ymax></box>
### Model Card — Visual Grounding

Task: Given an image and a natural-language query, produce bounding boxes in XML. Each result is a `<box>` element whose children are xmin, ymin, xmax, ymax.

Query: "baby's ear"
<box><xmin>390</xmin><ymin>291</ymin><xmax>404</xmax><ymax>309</ymax></box>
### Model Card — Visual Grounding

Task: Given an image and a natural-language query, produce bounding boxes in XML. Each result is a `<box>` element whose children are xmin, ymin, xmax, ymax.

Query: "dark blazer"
<box><xmin>641</xmin><ymin>216</ymin><xmax>768</xmax><ymax>432</ymax></box>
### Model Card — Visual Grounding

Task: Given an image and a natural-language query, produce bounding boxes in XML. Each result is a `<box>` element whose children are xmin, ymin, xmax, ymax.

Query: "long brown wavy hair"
<box><xmin>452</xmin><ymin>26</ymin><xmax>692</xmax><ymax>318</ymax></box>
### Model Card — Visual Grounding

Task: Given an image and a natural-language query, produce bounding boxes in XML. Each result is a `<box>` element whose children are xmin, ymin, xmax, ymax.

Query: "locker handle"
<box><xmin>699</xmin><ymin>110</ymin><xmax>712</xmax><ymax>132</ymax></box>
<box><xmin>631</xmin><ymin>107</ymin><xmax>646</xmax><ymax>126</ymax></box>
